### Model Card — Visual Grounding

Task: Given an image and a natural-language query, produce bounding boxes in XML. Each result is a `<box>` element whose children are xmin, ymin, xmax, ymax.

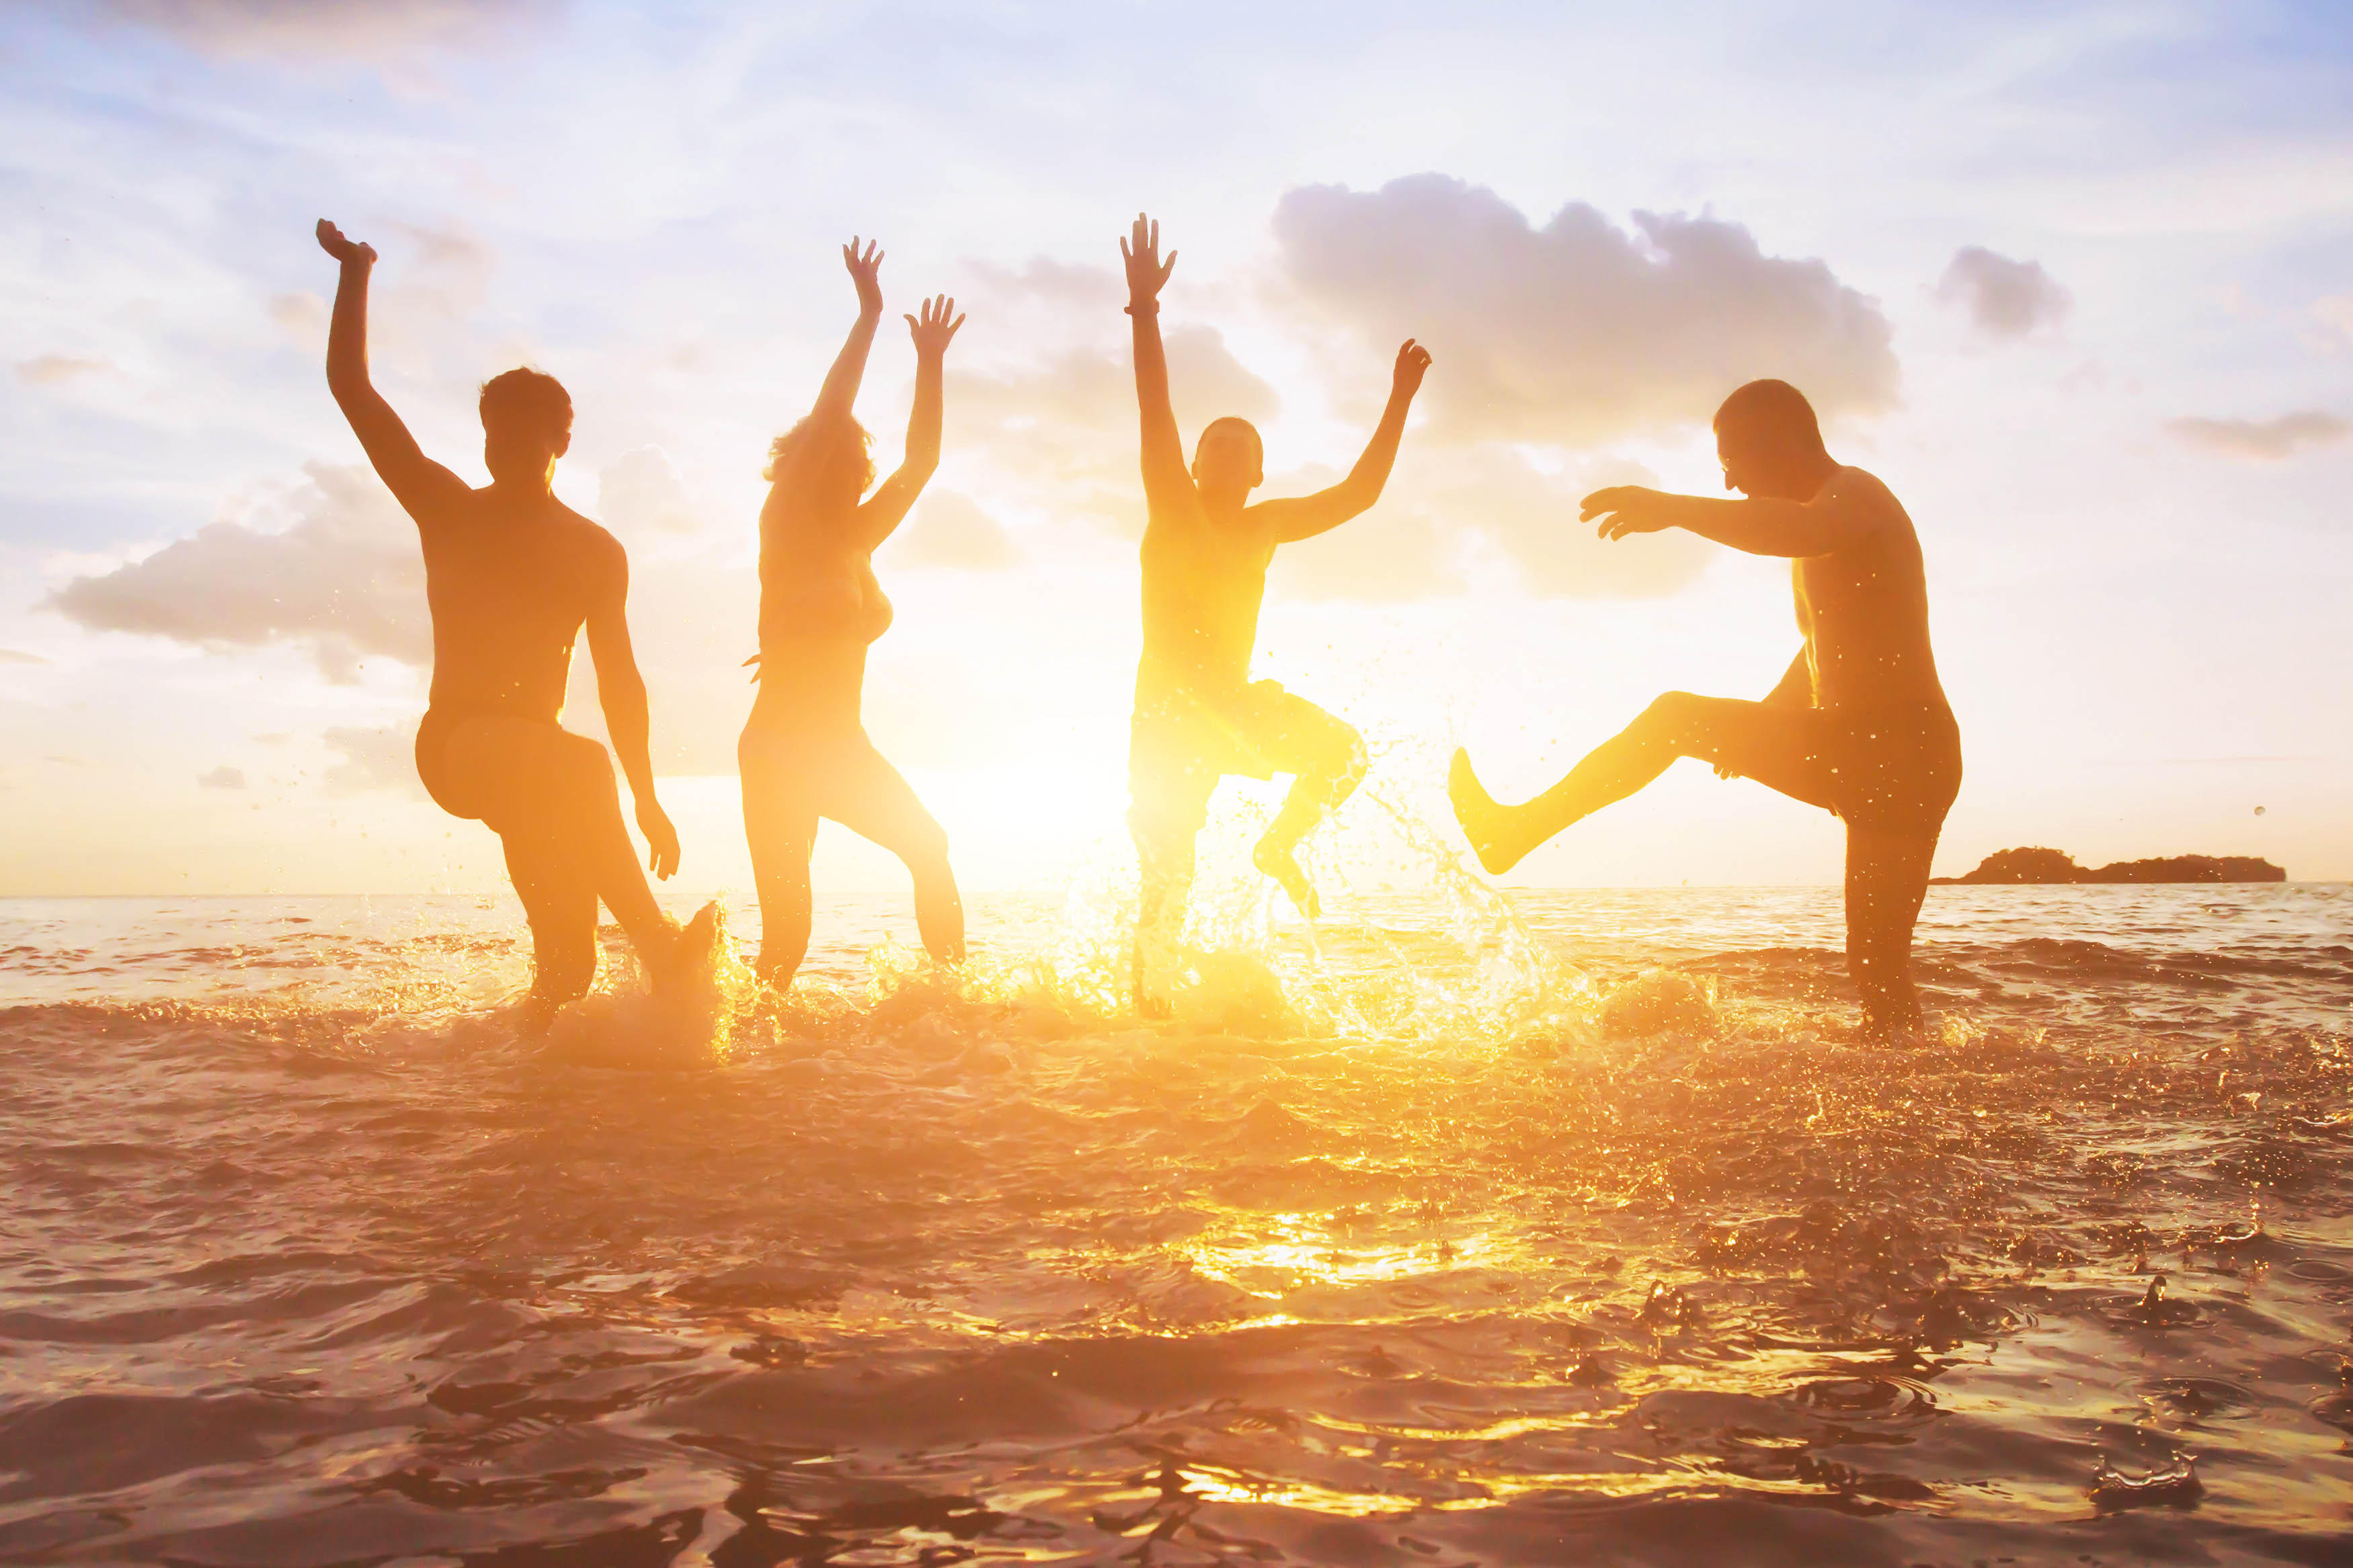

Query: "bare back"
<box><xmin>1795</xmin><ymin>466</ymin><xmax>1948</xmax><ymax>714</ymax></box>
<box><xmin>415</xmin><ymin>488</ymin><xmax>617</xmax><ymax>723</ymax></box>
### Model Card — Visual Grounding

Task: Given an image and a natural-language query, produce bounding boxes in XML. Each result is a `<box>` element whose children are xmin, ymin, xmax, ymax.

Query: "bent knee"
<box><xmin>1638</xmin><ymin>691</ymin><xmax>1704</xmax><ymax>732</ymax></box>
<box><xmin>558</xmin><ymin>735</ymin><xmax>617</xmax><ymax>794</ymax></box>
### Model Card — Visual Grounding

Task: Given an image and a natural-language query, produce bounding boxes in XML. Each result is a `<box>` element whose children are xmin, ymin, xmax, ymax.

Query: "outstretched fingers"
<box><xmin>1583</xmin><ymin>485</ymin><xmax>1645</xmax><ymax>538</ymax></box>
<box><xmin>1123</xmin><ymin>212</ymin><xmax>1176</xmax><ymax>297</ymax></box>
<box><xmin>904</xmin><ymin>294</ymin><xmax>967</xmax><ymax>353</ymax></box>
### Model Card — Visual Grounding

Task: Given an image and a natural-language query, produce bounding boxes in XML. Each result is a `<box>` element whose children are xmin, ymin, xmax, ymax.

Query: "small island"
<box><xmin>1936</xmin><ymin>847</ymin><xmax>2285</xmax><ymax>885</ymax></box>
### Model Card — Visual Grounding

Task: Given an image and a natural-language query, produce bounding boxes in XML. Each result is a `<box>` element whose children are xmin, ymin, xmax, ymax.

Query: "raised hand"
<box><xmin>315</xmin><ymin>218</ymin><xmax>376</xmax><ymax>267</ymax></box>
<box><xmin>1582</xmin><ymin>485</ymin><xmax>1671</xmax><ymax>540</ymax></box>
<box><xmin>842</xmin><ymin>237</ymin><xmax>884</xmax><ymax>317</ymax></box>
<box><xmin>1392</xmin><ymin>339</ymin><xmax>1433</xmax><ymax>399</ymax></box>
<box><xmin>1119</xmin><ymin>212</ymin><xmax>1176</xmax><ymax>308</ymax></box>
<box><xmin>904</xmin><ymin>294</ymin><xmax>966</xmax><ymax>359</ymax></box>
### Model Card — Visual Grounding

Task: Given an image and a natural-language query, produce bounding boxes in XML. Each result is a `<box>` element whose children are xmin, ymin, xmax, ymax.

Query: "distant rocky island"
<box><xmin>1937</xmin><ymin>847</ymin><xmax>2285</xmax><ymax>885</ymax></box>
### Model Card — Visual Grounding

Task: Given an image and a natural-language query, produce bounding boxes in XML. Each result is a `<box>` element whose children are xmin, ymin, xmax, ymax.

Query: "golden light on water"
<box><xmin>1180</xmin><ymin>1219</ymin><xmax>1501</xmax><ymax>1301</ymax></box>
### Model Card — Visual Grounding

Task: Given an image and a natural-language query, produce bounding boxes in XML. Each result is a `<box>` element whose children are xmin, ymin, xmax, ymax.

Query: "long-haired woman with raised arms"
<box><xmin>740</xmin><ymin>239</ymin><xmax>967</xmax><ymax>988</ymax></box>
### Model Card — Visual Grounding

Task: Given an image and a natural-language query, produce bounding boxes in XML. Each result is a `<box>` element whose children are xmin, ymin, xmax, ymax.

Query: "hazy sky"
<box><xmin>2</xmin><ymin>0</ymin><xmax>2349</xmax><ymax>901</ymax></box>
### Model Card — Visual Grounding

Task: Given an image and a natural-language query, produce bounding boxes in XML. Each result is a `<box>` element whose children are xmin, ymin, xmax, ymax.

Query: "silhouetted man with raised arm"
<box><xmin>315</xmin><ymin>220</ymin><xmax>714</xmax><ymax>1029</ymax></box>
<box><xmin>1120</xmin><ymin>212</ymin><xmax>1431</xmax><ymax>997</ymax></box>
<box><xmin>1450</xmin><ymin>380</ymin><xmax>1962</xmax><ymax>1036</ymax></box>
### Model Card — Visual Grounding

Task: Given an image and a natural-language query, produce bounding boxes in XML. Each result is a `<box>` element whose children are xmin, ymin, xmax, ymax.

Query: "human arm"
<box><xmin>315</xmin><ymin>220</ymin><xmax>468</xmax><ymax>518</ymax></box>
<box><xmin>809</xmin><ymin>237</ymin><xmax>885</xmax><ymax>427</ymax></box>
<box><xmin>1121</xmin><ymin>212</ymin><xmax>1190</xmax><ymax>509</ymax></box>
<box><xmin>1261</xmin><ymin>340</ymin><xmax>1433</xmax><ymax>544</ymax></box>
<box><xmin>856</xmin><ymin>294</ymin><xmax>964</xmax><ymax>550</ymax></box>
<box><xmin>1581</xmin><ymin>480</ymin><xmax>1870</xmax><ymax>559</ymax></box>
<box><xmin>584</xmin><ymin>543</ymin><xmax>678</xmax><ymax>878</ymax></box>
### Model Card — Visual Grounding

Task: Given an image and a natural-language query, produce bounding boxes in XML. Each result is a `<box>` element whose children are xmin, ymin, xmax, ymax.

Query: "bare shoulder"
<box><xmin>560</xmin><ymin>505</ymin><xmax>629</xmax><ymax>580</ymax></box>
<box><xmin>411</xmin><ymin>476</ymin><xmax>491</xmax><ymax>534</ymax></box>
<box><xmin>1823</xmin><ymin>466</ymin><xmax>1915</xmax><ymax>538</ymax></box>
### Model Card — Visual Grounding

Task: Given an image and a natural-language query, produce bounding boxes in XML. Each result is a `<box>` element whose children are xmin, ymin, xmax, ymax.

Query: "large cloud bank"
<box><xmin>50</xmin><ymin>463</ymin><xmax>428</xmax><ymax>682</ymax></box>
<box><xmin>1271</xmin><ymin>175</ymin><xmax>1899</xmax><ymax>446</ymax></box>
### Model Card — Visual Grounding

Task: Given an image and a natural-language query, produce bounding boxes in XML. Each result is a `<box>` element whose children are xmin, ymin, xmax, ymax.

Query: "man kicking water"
<box><xmin>1449</xmin><ymin>379</ymin><xmax>1960</xmax><ymax>1036</ymax></box>
<box><xmin>1120</xmin><ymin>213</ymin><xmax>1430</xmax><ymax>992</ymax></box>
<box><xmin>316</xmin><ymin>220</ymin><xmax>716</xmax><ymax>1029</ymax></box>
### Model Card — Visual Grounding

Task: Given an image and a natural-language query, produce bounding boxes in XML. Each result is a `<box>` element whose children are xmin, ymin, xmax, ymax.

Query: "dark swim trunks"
<box><xmin>1128</xmin><ymin>679</ymin><xmax>1359</xmax><ymax>837</ymax></box>
<box><xmin>1815</xmin><ymin>702</ymin><xmax>1962</xmax><ymax>834</ymax></box>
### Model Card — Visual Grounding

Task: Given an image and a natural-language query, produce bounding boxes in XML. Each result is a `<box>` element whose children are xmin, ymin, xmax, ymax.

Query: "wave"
<box><xmin>1</xmin><ymin>887</ymin><xmax>2350</xmax><ymax>1559</ymax></box>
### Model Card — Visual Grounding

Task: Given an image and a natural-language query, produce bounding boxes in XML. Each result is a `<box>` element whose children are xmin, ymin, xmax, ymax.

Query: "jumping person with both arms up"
<box><xmin>1450</xmin><ymin>379</ymin><xmax>1961</xmax><ymax>1036</ymax></box>
<box><xmin>315</xmin><ymin>220</ymin><xmax>717</xmax><ymax>1032</ymax></box>
<box><xmin>738</xmin><ymin>239</ymin><xmax>968</xmax><ymax>989</ymax></box>
<box><xmin>1119</xmin><ymin>212</ymin><xmax>1431</xmax><ymax>1001</ymax></box>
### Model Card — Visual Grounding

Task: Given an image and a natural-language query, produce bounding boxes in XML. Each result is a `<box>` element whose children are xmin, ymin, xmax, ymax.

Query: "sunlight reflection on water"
<box><xmin>0</xmin><ymin>880</ymin><xmax>2347</xmax><ymax>1563</ymax></box>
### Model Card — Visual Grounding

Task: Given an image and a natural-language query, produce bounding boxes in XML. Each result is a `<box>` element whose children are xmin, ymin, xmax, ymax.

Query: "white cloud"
<box><xmin>15</xmin><ymin>355</ymin><xmax>110</xmax><ymax>386</ymax></box>
<box><xmin>268</xmin><ymin>292</ymin><xmax>329</xmax><ymax>354</ymax></box>
<box><xmin>1411</xmin><ymin>448</ymin><xmax>1712</xmax><ymax>600</ymax></box>
<box><xmin>48</xmin><ymin>463</ymin><xmax>428</xmax><ymax>682</ymax></box>
<box><xmin>197</xmin><ymin>765</ymin><xmax>246</xmax><ymax>790</ymax></box>
<box><xmin>83</xmin><ymin>0</ymin><xmax>563</xmax><ymax>59</ymax></box>
<box><xmin>1936</xmin><ymin>247</ymin><xmax>2071</xmax><ymax>339</ymax></box>
<box><xmin>944</xmin><ymin>321</ymin><xmax>1281</xmax><ymax>538</ymax></box>
<box><xmin>1270</xmin><ymin>174</ymin><xmax>1899</xmax><ymax>446</ymax></box>
<box><xmin>1272</xmin><ymin>503</ymin><xmax>1464</xmax><ymax>604</ymax></box>
<box><xmin>887</xmin><ymin>491</ymin><xmax>1017</xmax><ymax>570</ymax></box>
<box><xmin>2313</xmin><ymin>292</ymin><xmax>2353</xmax><ymax>351</ymax></box>
<box><xmin>2166</xmin><ymin>411</ymin><xmax>2349</xmax><ymax>462</ymax></box>
<box><xmin>597</xmin><ymin>445</ymin><xmax>701</xmax><ymax>535</ymax></box>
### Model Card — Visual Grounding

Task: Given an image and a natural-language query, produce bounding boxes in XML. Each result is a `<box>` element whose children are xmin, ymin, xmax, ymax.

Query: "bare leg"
<box><xmin>445</xmin><ymin>718</ymin><xmax>692</xmax><ymax>983</ymax></box>
<box><xmin>1253</xmin><ymin>737</ymin><xmax>1367</xmax><ymax>919</ymax></box>
<box><xmin>826</xmin><ymin>742</ymin><xmax>966</xmax><ymax>966</ymax></box>
<box><xmin>1845</xmin><ymin>826</ymin><xmax>1939</xmax><ymax>1038</ymax></box>
<box><xmin>1131</xmin><ymin>821</ymin><xmax>1197</xmax><ymax>1017</ymax></box>
<box><xmin>1452</xmin><ymin>694</ymin><xmax>1836</xmax><ymax>874</ymax></box>
<box><xmin>1244</xmin><ymin>695</ymin><xmax>1367</xmax><ymax>918</ymax></box>
<box><xmin>500</xmin><ymin>829</ymin><xmax>600</xmax><ymax>1009</ymax></box>
<box><xmin>740</xmin><ymin>728</ymin><xmax>819</xmax><ymax>987</ymax></box>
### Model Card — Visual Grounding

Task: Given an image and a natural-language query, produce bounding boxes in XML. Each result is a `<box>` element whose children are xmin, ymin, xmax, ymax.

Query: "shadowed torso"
<box><xmin>418</xmin><ymin>489</ymin><xmax>613</xmax><ymax>723</ymax></box>
<box><xmin>1796</xmin><ymin>466</ymin><xmax>1948</xmax><ymax>714</ymax></box>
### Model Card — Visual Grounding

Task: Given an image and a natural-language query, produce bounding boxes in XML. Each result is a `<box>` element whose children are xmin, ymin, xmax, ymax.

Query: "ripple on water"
<box><xmin>0</xmin><ymin>883</ymin><xmax>2347</xmax><ymax>1563</ymax></box>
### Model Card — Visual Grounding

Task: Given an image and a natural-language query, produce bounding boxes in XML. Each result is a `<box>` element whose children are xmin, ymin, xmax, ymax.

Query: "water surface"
<box><xmin>0</xmin><ymin>882</ymin><xmax>2347</xmax><ymax>1565</ymax></box>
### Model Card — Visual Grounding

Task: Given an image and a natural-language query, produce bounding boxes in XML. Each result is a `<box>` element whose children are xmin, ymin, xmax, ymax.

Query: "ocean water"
<box><xmin>1</xmin><ymin>877</ymin><xmax>2348</xmax><ymax>1565</ymax></box>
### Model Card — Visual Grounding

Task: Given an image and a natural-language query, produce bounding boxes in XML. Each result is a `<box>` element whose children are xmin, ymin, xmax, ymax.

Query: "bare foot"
<box><xmin>1448</xmin><ymin>749</ymin><xmax>1524</xmax><ymax>874</ymax></box>
<box><xmin>1252</xmin><ymin>835</ymin><xmax>1321</xmax><ymax>918</ymax></box>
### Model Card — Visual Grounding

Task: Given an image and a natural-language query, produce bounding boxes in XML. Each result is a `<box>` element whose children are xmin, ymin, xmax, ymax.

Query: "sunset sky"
<box><xmin>2</xmin><ymin>0</ymin><xmax>2348</xmax><ymax>901</ymax></box>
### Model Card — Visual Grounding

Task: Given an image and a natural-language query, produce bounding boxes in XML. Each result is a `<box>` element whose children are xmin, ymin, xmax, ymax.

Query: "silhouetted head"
<box><xmin>479</xmin><ymin>368</ymin><xmax>573</xmax><ymax>488</ymax></box>
<box><xmin>764</xmin><ymin>411</ymin><xmax>876</xmax><ymax>509</ymax></box>
<box><xmin>1713</xmin><ymin>379</ymin><xmax>1836</xmax><ymax>501</ymax></box>
<box><xmin>1191</xmin><ymin>417</ymin><xmax>1264</xmax><ymax>507</ymax></box>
